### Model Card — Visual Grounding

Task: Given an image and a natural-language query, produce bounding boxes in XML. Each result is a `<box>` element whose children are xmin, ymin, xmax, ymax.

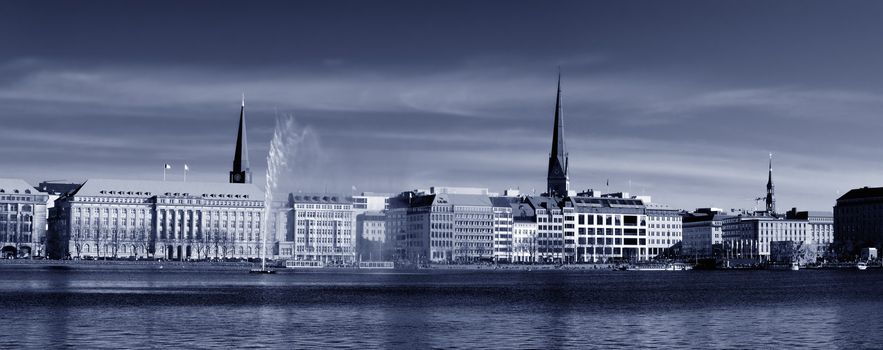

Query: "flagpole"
<box><xmin>163</xmin><ymin>165</ymin><xmax>166</xmax><ymax>181</ymax></box>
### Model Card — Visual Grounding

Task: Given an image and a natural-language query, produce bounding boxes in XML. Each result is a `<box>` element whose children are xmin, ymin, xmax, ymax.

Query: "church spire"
<box><xmin>766</xmin><ymin>153</ymin><xmax>775</xmax><ymax>214</ymax></box>
<box><xmin>547</xmin><ymin>71</ymin><xmax>570</xmax><ymax>198</ymax></box>
<box><xmin>230</xmin><ymin>94</ymin><xmax>252</xmax><ymax>184</ymax></box>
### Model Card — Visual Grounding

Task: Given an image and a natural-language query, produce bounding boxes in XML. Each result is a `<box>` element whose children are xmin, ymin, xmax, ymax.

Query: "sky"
<box><xmin>3</xmin><ymin>0</ymin><xmax>883</xmax><ymax>211</ymax></box>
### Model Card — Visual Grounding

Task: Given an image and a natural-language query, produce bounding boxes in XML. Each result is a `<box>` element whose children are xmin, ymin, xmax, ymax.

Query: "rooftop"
<box><xmin>71</xmin><ymin>179</ymin><xmax>264</xmax><ymax>200</ymax></box>
<box><xmin>290</xmin><ymin>193</ymin><xmax>351</xmax><ymax>204</ymax></box>
<box><xmin>838</xmin><ymin>186</ymin><xmax>883</xmax><ymax>202</ymax></box>
<box><xmin>0</xmin><ymin>178</ymin><xmax>43</xmax><ymax>195</ymax></box>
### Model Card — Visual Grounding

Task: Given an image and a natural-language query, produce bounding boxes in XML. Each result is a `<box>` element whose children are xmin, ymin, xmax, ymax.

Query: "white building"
<box><xmin>645</xmin><ymin>202</ymin><xmax>682</xmax><ymax>257</ymax></box>
<box><xmin>490</xmin><ymin>197</ymin><xmax>514</xmax><ymax>262</ymax></box>
<box><xmin>511</xmin><ymin>201</ymin><xmax>538</xmax><ymax>263</ymax></box>
<box><xmin>52</xmin><ymin>179</ymin><xmax>265</xmax><ymax>260</ymax></box>
<box><xmin>286</xmin><ymin>193</ymin><xmax>356</xmax><ymax>263</ymax></box>
<box><xmin>722</xmin><ymin>209</ymin><xmax>834</xmax><ymax>263</ymax></box>
<box><xmin>356</xmin><ymin>211</ymin><xmax>387</xmax><ymax>261</ymax></box>
<box><xmin>563</xmin><ymin>195</ymin><xmax>651</xmax><ymax>263</ymax></box>
<box><xmin>0</xmin><ymin>178</ymin><xmax>49</xmax><ymax>258</ymax></box>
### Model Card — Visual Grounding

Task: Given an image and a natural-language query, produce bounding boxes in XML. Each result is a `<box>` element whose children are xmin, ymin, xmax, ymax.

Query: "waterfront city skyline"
<box><xmin>5</xmin><ymin>1</ymin><xmax>883</xmax><ymax>211</ymax></box>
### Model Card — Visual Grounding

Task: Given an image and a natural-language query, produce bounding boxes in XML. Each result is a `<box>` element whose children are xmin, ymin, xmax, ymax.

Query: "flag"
<box><xmin>164</xmin><ymin>164</ymin><xmax>171</xmax><ymax>169</ymax></box>
<box><xmin>184</xmin><ymin>164</ymin><xmax>189</xmax><ymax>171</ymax></box>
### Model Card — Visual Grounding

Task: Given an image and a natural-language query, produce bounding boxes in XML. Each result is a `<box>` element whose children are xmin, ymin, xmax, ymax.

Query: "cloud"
<box><xmin>1</xmin><ymin>57</ymin><xmax>882</xmax><ymax>211</ymax></box>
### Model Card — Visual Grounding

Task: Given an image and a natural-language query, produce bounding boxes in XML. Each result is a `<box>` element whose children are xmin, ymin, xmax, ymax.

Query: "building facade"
<box><xmin>721</xmin><ymin>209</ymin><xmax>833</xmax><ymax>263</ymax></box>
<box><xmin>286</xmin><ymin>194</ymin><xmax>356</xmax><ymax>263</ymax></box>
<box><xmin>645</xmin><ymin>202</ymin><xmax>683</xmax><ymax>258</ymax></box>
<box><xmin>563</xmin><ymin>195</ymin><xmax>651</xmax><ymax>263</ymax></box>
<box><xmin>490</xmin><ymin>197</ymin><xmax>514</xmax><ymax>262</ymax></box>
<box><xmin>682</xmin><ymin>209</ymin><xmax>730</xmax><ymax>259</ymax></box>
<box><xmin>834</xmin><ymin>186</ymin><xmax>883</xmax><ymax>258</ymax></box>
<box><xmin>387</xmin><ymin>189</ymin><xmax>494</xmax><ymax>263</ymax></box>
<box><xmin>356</xmin><ymin>211</ymin><xmax>387</xmax><ymax>261</ymax></box>
<box><xmin>52</xmin><ymin>179</ymin><xmax>265</xmax><ymax>260</ymax></box>
<box><xmin>0</xmin><ymin>178</ymin><xmax>49</xmax><ymax>258</ymax></box>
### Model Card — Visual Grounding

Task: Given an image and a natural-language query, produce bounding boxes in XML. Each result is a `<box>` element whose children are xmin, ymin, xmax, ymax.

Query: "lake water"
<box><xmin>0</xmin><ymin>266</ymin><xmax>880</xmax><ymax>349</ymax></box>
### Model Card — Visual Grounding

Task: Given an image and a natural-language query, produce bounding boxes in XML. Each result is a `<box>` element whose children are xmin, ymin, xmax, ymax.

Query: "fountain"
<box><xmin>250</xmin><ymin>115</ymin><xmax>300</xmax><ymax>274</ymax></box>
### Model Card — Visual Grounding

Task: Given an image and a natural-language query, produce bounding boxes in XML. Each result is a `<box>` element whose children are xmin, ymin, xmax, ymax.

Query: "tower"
<box><xmin>547</xmin><ymin>72</ymin><xmax>570</xmax><ymax>198</ymax></box>
<box><xmin>230</xmin><ymin>94</ymin><xmax>252</xmax><ymax>184</ymax></box>
<box><xmin>766</xmin><ymin>153</ymin><xmax>775</xmax><ymax>214</ymax></box>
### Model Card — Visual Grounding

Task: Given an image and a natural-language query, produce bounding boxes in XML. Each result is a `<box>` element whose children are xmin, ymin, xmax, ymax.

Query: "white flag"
<box><xmin>164</xmin><ymin>164</ymin><xmax>171</xmax><ymax>169</ymax></box>
<box><xmin>184</xmin><ymin>164</ymin><xmax>189</xmax><ymax>171</ymax></box>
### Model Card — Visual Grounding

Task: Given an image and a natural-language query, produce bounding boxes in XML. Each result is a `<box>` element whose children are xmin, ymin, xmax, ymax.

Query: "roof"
<box><xmin>357</xmin><ymin>211</ymin><xmax>385</xmax><ymax>219</ymax></box>
<box><xmin>563</xmin><ymin>196</ymin><xmax>645</xmax><ymax>213</ymax></box>
<box><xmin>434</xmin><ymin>193</ymin><xmax>492</xmax><ymax>207</ymax></box>
<box><xmin>489</xmin><ymin>196</ymin><xmax>514</xmax><ymax>208</ymax></box>
<box><xmin>290</xmin><ymin>193</ymin><xmax>351</xmax><ymax>204</ymax></box>
<box><xmin>0</xmin><ymin>178</ymin><xmax>43</xmax><ymax>195</ymax></box>
<box><xmin>525</xmin><ymin>195</ymin><xmax>561</xmax><ymax>211</ymax></box>
<box><xmin>683</xmin><ymin>212</ymin><xmax>734</xmax><ymax>223</ymax></box>
<box><xmin>510</xmin><ymin>201</ymin><xmax>536</xmax><ymax>222</ymax></box>
<box><xmin>838</xmin><ymin>187</ymin><xmax>883</xmax><ymax>202</ymax></box>
<box><xmin>71</xmin><ymin>178</ymin><xmax>264</xmax><ymax>200</ymax></box>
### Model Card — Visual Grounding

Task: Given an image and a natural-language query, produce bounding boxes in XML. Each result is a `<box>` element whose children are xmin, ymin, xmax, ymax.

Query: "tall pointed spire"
<box><xmin>547</xmin><ymin>70</ymin><xmax>570</xmax><ymax>197</ymax></box>
<box><xmin>230</xmin><ymin>94</ymin><xmax>252</xmax><ymax>184</ymax></box>
<box><xmin>766</xmin><ymin>153</ymin><xmax>775</xmax><ymax>214</ymax></box>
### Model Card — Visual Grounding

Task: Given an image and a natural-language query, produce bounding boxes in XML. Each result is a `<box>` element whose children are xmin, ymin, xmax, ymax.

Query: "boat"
<box><xmin>856</xmin><ymin>262</ymin><xmax>868</xmax><ymax>271</ymax></box>
<box><xmin>626</xmin><ymin>263</ymin><xmax>683</xmax><ymax>271</ymax></box>
<box><xmin>285</xmin><ymin>260</ymin><xmax>326</xmax><ymax>269</ymax></box>
<box><xmin>767</xmin><ymin>262</ymin><xmax>800</xmax><ymax>271</ymax></box>
<box><xmin>358</xmin><ymin>261</ymin><xmax>395</xmax><ymax>269</ymax></box>
<box><xmin>249</xmin><ymin>268</ymin><xmax>277</xmax><ymax>274</ymax></box>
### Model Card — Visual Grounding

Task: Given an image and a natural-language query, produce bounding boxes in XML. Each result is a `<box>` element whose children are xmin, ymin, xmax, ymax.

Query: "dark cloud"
<box><xmin>2</xmin><ymin>0</ymin><xmax>883</xmax><ymax>211</ymax></box>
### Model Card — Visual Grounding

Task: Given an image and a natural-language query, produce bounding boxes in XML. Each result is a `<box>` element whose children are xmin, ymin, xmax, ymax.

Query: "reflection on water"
<box><xmin>0</xmin><ymin>267</ymin><xmax>881</xmax><ymax>349</ymax></box>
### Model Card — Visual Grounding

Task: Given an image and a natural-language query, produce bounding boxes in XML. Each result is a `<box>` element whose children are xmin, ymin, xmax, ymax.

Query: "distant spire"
<box><xmin>766</xmin><ymin>153</ymin><xmax>775</xmax><ymax>214</ymax></box>
<box><xmin>547</xmin><ymin>70</ymin><xmax>570</xmax><ymax>197</ymax></box>
<box><xmin>230</xmin><ymin>94</ymin><xmax>252</xmax><ymax>184</ymax></box>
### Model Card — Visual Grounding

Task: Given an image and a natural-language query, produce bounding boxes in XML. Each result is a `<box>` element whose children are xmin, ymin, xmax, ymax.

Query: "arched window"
<box><xmin>84</xmin><ymin>244</ymin><xmax>90</xmax><ymax>253</ymax></box>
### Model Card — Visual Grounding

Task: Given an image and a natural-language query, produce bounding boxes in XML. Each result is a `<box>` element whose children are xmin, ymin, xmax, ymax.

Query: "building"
<box><xmin>284</xmin><ymin>193</ymin><xmax>355</xmax><ymax>263</ymax></box>
<box><xmin>682</xmin><ymin>208</ymin><xmax>731</xmax><ymax>259</ymax></box>
<box><xmin>51</xmin><ymin>179</ymin><xmax>265</xmax><ymax>260</ymax></box>
<box><xmin>49</xmin><ymin>97</ymin><xmax>270</xmax><ymax>260</ymax></box>
<box><xmin>0</xmin><ymin>178</ymin><xmax>50</xmax><ymax>258</ymax></box>
<box><xmin>490</xmin><ymin>197</ymin><xmax>514</xmax><ymax>262</ymax></box>
<box><xmin>352</xmin><ymin>192</ymin><xmax>390</xmax><ymax>213</ymax></box>
<box><xmin>834</xmin><ymin>186</ymin><xmax>883</xmax><ymax>258</ymax></box>
<box><xmin>525</xmin><ymin>196</ymin><xmax>564</xmax><ymax>263</ymax></box>
<box><xmin>563</xmin><ymin>194</ymin><xmax>650</xmax><ymax>263</ymax></box>
<box><xmin>645</xmin><ymin>202</ymin><xmax>683</xmax><ymax>258</ymax></box>
<box><xmin>510</xmin><ymin>200</ymin><xmax>538</xmax><ymax>263</ymax></box>
<box><xmin>352</xmin><ymin>192</ymin><xmax>390</xmax><ymax>261</ymax></box>
<box><xmin>356</xmin><ymin>210</ymin><xmax>387</xmax><ymax>261</ymax></box>
<box><xmin>387</xmin><ymin>189</ymin><xmax>494</xmax><ymax>263</ymax></box>
<box><xmin>721</xmin><ymin>209</ymin><xmax>833</xmax><ymax>264</ymax></box>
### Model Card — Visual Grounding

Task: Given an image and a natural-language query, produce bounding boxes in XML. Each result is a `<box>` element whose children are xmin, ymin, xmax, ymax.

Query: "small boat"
<box><xmin>249</xmin><ymin>268</ymin><xmax>276</xmax><ymax>274</ymax></box>
<box><xmin>358</xmin><ymin>261</ymin><xmax>395</xmax><ymax>269</ymax></box>
<box><xmin>856</xmin><ymin>262</ymin><xmax>868</xmax><ymax>271</ymax></box>
<box><xmin>626</xmin><ymin>264</ymin><xmax>678</xmax><ymax>271</ymax></box>
<box><xmin>767</xmin><ymin>262</ymin><xmax>800</xmax><ymax>271</ymax></box>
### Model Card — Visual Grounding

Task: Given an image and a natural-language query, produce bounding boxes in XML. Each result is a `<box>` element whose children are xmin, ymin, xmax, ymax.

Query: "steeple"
<box><xmin>547</xmin><ymin>71</ymin><xmax>570</xmax><ymax>197</ymax></box>
<box><xmin>766</xmin><ymin>153</ymin><xmax>775</xmax><ymax>214</ymax></box>
<box><xmin>230</xmin><ymin>94</ymin><xmax>252</xmax><ymax>184</ymax></box>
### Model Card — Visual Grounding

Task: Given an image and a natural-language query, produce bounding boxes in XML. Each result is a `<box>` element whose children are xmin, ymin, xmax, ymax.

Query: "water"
<box><xmin>0</xmin><ymin>266</ymin><xmax>881</xmax><ymax>349</ymax></box>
